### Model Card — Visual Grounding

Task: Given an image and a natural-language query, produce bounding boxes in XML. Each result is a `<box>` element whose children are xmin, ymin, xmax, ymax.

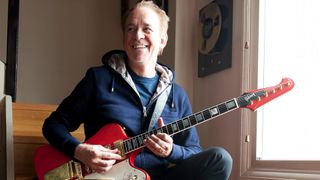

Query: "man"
<box><xmin>42</xmin><ymin>1</ymin><xmax>232</xmax><ymax>179</ymax></box>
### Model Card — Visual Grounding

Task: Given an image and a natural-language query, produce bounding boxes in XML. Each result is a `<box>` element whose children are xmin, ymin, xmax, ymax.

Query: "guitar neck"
<box><xmin>122</xmin><ymin>91</ymin><xmax>265</xmax><ymax>154</ymax></box>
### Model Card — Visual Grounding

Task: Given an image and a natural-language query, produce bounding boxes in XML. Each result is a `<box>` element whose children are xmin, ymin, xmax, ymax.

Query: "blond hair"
<box><xmin>122</xmin><ymin>0</ymin><xmax>170</xmax><ymax>34</ymax></box>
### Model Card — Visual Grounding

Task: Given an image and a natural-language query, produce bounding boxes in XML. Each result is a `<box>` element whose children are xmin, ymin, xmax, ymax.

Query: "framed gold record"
<box><xmin>198</xmin><ymin>2</ymin><xmax>222</xmax><ymax>54</ymax></box>
<box><xmin>198</xmin><ymin>0</ymin><xmax>233</xmax><ymax>77</ymax></box>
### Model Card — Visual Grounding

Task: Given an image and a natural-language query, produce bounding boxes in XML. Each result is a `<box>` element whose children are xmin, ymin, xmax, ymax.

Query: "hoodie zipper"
<box><xmin>143</xmin><ymin>106</ymin><xmax>147</xmax><ymax>118</ymax></box>
<box><xmin>142</xmin><ymin>83</ymin><xmax>172</xmax><ymax>128</ymax></box>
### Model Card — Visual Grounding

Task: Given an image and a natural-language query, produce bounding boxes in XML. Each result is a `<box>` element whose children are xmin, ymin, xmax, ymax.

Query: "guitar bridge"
<box><xmin>44</xmin><ymin>160</ymin><xmax>83</xmax><ymax>180</ymax></box>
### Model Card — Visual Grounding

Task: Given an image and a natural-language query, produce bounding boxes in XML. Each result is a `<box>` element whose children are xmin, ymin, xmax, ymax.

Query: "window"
<box><xmin>241</xmin><ymin>0</ymin><xmax>320</xmax><ymax>179</ymax></box>
<box><xmin>256</xmin><ymin>0</ymin><xmax>320</xmax><ymax>161</ymax></box>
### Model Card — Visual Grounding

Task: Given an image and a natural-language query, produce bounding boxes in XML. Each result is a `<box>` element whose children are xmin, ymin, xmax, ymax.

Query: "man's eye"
<box><xmin>127</xmin><ymin>27</ymin><xmax>135</xmax><ymax>32</ymax></box>
<box><xmin>144</xmin><ymin>27</ymin><xmax>152</xmax><ymax>32</ymax></box>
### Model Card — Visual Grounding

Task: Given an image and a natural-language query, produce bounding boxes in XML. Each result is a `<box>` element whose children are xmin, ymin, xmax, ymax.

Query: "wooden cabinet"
<box><xmin>12</xmin><ymin>103</ymin><xmax>84</xmax><ymax>179</ymax></box>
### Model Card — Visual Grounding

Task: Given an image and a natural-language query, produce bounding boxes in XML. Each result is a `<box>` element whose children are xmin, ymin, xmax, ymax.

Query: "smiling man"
<box><xmin>123</xmin><ymin>3</ymin><xmax>167</xmax><ymax>78</ymax></box>
<box><xmin>42</xmin><ymin>1</ymin><xmax>232</xmax><ymax>180</ymax></box>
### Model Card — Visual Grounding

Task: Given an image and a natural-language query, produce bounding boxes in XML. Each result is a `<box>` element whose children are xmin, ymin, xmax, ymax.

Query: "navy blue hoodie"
<box><xmin>42</xmin><ymin>50</ymin><xmax>202</xmax><ymax>177</ymax></box>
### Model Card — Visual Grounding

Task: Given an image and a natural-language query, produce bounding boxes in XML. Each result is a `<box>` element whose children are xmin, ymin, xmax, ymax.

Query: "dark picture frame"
<box><xmin>198</xmin><ymin>0</ymin><xmax>233</xmax><ymax>77</ymax></box>
<box><xmin>5</xmin><ymin>0</ymin><xmax>19</xmax><ymax>101</ymax></box>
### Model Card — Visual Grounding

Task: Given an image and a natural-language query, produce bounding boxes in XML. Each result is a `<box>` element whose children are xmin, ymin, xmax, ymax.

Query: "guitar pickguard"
<box><xmin>84</xmin><ymin>159</ymin><xmax>146</xmax><ymax>180</ymax></box>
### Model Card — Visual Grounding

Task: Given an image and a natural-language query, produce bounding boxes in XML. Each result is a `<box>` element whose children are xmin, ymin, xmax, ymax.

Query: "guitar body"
<box><xmin>34</xmin><ymin>123</ymin><xmax>150</xmax><ymax>180</ymax></box>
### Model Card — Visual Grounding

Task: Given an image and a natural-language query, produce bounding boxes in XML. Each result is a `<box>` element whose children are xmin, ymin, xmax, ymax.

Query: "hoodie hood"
<box><xmin>102</xmin><ymin>50</ymin><xmax>174</xmax><ymax>101</ymax></box>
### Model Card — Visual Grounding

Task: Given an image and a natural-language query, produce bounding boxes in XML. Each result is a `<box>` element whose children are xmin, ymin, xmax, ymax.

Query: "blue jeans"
<box><xmin>154</xmin><ymin>147</ymin><xmax>233</xmax><ymax>180</ymax></box>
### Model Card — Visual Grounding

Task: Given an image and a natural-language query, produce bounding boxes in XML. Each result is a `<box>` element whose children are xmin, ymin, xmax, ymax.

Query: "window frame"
<box><xmin>239</xmin><ymin>0</ymin><xmax>320</xmax><ymax>179</ymax></box>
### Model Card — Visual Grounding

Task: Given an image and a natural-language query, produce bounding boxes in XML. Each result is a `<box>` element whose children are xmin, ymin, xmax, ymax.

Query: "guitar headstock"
<box><xmin>238</xmin><ymin>78</ymin><xmax>295</xmax><ymax>111</ymax></box>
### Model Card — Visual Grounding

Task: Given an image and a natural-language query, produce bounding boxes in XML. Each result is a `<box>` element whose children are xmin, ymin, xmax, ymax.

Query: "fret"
<box><xmin>146</xmin><ymin>131</ymin><xmax>151</xmax><ymax>137</ymax></box>
<box><xmin>137</xmin><ymin>135</ymin><xmax>144</xmax><ymax>146</ymax></box>
<box><xmin>203</xmin><ymin>109</ymin><xmax>212</xmax><ymax>120</ymax></box>
<box><xmin>236</xmin><ymin>96</ymin><xmax>247</xmax><ymax>107</ymax></box>
<box><xmin>167</xmin><ymin>124</ymin><xmax>174</xmax><ymax>134</ymax></box>
<box><xmin>142</xmin><ymin>133</ymin><xmax>148</xmax><ymax>142</ymax></box>
<box><xmin>132</xmin><ymin>137</ymin><xmax>138</xmax><ymax>149</ymax></box>
<box><xmin>189</xmin><ymin>115</ymin><xmax>197</xmax><ymax>125</ymax></box>
<box><xmin>141</xmin><ymin>133</ymin><xmax>147</xmax><ymax>140</ymax></box>
<box><xmin>172</xmin><ymin>122</ymin><xmax>179</xmax><ymax>133</ymax></box>
<box><xmin>209</xmin><ymin>107</ymin><xmax>219</xmax><ymax>117</ymax></box>
<box><xmin>161</xmin><ymin>126</ymin><xmax>169</xmax><ymax>134</ymax></box>
<box><xmin>140</xmin><ymin>133</ymin><xmax>147</xmax><ymax>141</ymax></box>
<box><xmin>218</xmin><ymin>103</ymin><xmax>228</xmax><ymax>114</ymax></box>
<box><xmin>182</xmin><ymin>117</ymin><xmax>190</xmax><ymax>128</ymax></box>
<box><xmin>226</xmin><ymin>100</ymin><xmax>237</xmax><ymax>110</ymax></box>
<box><xmin>124</xmin><ymin>140</ymin><xmax>129</xmax><ymax>153</ymax></box>
<box><xmin>177</xmin><ymin>120</ymin><xmax>184</xmax><ymax>130</ymax></box>
<box><xmin>152</xmin><ymin>129</ymin><xmax>157</xmax><ymax>135</ymax></box>
<box><xmin>195</xmin><ymin>113</ymin><xmax>204</xmax><ymax>123</ymax></box>
<box><xmin>156</xmin><ymin>128</ymin><xmax>162</xmax><ymax>134</ymax></box>
<box><xmin>127</xmin><ymin>140</ymin><xmax>133</xmax><ymax>151</ymax></box>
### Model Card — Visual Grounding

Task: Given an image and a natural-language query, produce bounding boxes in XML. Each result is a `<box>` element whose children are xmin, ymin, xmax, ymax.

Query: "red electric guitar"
<box><xmin>34</xmin><ymin>78</ymin><xmax>295</xmax><ymax>180</ymax></box>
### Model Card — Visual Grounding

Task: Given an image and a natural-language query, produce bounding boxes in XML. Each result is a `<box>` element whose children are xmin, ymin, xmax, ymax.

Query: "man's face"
<box><xmin>124</xmin><ymin>7</ymin><xmax>167</xmax><ymax>66</ymax></box>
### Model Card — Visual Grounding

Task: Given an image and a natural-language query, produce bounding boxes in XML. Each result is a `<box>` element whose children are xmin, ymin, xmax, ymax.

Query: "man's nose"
<box><xmin>135</xmin><ymin>29</ymin><xmax>145</xmax><ymax>40</ymax></box>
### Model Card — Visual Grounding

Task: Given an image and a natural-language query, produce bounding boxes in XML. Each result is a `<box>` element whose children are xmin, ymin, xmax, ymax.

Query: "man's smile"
<box><xmin>132</xmin><ymin>44</ymin><xmax>149</xmax><ymax>49</ymax></box>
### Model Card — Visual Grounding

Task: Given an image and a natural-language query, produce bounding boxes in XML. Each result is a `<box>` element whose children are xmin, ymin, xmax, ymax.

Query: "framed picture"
<box><xmin>121</xmin><ymin>0</ymin><xmax>168</xmax><ymax>20</ymax></box>
<box><xmin>198</xmin><ymin>0</ymin><xmax>233</xmax><ymax>77</ymax></box>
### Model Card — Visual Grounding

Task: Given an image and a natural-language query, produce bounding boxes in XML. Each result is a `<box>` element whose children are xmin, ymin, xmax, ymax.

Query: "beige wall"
<box><xmin>174</xmin><ymin>0</ymin><xmax>197</xmax><ymax>103</ymax></box>
<box><xmin>16</xmin><ymin>0</ymin><xmax>177</xmax><ymax>104</ymax></box>
<box><xmin>15</xmin><ymin>0</ymin><xmax>196</xmax><ymax>105</ymax></box>
<box><xmin>173</xmin><ymin>0</ymin><xmax>245</xmax><ymax>179</ymax></box>
<box><xmin>193</xmin><ymin>1</ymin><xmax>246</xmax><ymax>179</ymax></box>
<box><xmin>17</xmin><ymin>0</ymin><xmax>124</xmax><ymax>104</ymax></box>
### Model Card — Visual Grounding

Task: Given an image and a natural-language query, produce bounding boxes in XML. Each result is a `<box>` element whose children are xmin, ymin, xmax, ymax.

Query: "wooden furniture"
<box><xmin>12</xmin><ymin>103</ymin><xmax>85</xmax><ymax>179</ymax></box>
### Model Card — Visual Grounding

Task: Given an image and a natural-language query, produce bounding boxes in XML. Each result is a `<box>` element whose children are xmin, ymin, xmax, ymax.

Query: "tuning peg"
<box><xmin>264</xmin><ymin>92</ymin><xmax>269</xmax><ymax>97</ymax></box>
<box><xmin>250</xmin><ymin>101</ymin><xmax>253</xmax><ymax>105</ymax></box>
<box><xmin>278</xmin><ymin>84</ymin><xmax>283</xmax><ymax>90</ymax></box>
<box><xmin>285</xmin><ymin>81</ymin><xmax>292</xmax><ymax>86</ymax></box>
<box><xmin>257</xmin><ymin>97</ymin><xmax>261</xmax><ymax>101</ymax></box>
<box><xmin>271</xmin><ymin>89</ymin><xmax>276</xmax><ymax>94</ymax></box>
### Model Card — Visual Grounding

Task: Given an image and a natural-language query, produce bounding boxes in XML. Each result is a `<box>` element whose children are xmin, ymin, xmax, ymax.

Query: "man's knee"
<box><xmin>209</xmin><ymin>147</ymin><xmax>232</xmax><ymax>164</ymax></box>
<box><xmin>205</xmin><ymin>147</ymin><xmax>233</xmax><ymax>178</ymax></box>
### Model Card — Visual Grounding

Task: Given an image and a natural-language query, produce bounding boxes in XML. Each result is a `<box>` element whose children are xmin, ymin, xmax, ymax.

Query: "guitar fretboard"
<box><xmin>122</xmin><ymin>90</ymin><xmax>266</xmax><ymax>154</ymax></box>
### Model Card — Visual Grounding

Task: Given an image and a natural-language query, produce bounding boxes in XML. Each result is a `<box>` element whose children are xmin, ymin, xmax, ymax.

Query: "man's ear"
<box><xmin>160</xmin><ymin>33</ymin><xmax>168</xmax><ymax>49</ymax></box>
